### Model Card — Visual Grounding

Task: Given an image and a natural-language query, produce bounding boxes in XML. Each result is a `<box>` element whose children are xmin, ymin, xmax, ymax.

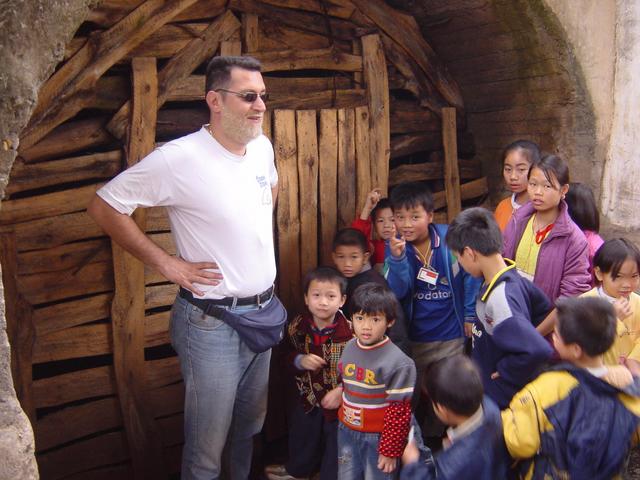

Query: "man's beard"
<box><xmin>220</xmin><ymin>107</ymin><xmax>263</xmax><ymax>145</ymax></box>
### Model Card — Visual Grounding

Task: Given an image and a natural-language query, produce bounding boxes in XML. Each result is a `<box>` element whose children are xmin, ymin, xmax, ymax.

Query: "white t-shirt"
<box><xmin>98</xmin><ymin>127</ymin><xmax>278</xmax><ymax>299</ymax></box>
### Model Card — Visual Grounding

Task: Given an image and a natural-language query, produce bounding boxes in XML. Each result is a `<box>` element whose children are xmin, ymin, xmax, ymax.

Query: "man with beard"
<box><xmin>88</xmin><ymin>56</ymin><xmax>279</xmax><ymax>480</ymax></box>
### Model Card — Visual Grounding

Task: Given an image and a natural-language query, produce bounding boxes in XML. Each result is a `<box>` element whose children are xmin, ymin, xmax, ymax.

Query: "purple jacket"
<box><xmin>503</xmin><ymin>200</ymin><xmax>591</xmax><ymax>303</ymax></box>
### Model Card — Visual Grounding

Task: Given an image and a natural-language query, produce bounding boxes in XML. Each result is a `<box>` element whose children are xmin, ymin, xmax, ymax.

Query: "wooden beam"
<box><xmin>107</xmin><ymin>10</ymin><xmax>241</xmax><ymax>140</ymax></box>
<box><xmin>0</xmin><ymin>231</ymin><xmax>36</xmax><ymax>426</ymax></box>
<box><xmin>361</xmin><ymin>34</ymin><xmax>390</xmax><ymax>196</ymax></box>
<box><xmin>274</xmin><ymin>110</ymin><xmax>301</xmax><ymax>313</ymax></box>
<box><xmin>32</xmin><ymin>365</ymin><xmax>116</xmax><ymax>409</ymax></box>
<box><xmin>253</xmin><ymin>47</ymin><xmax>362</xmax><ymax>73</ymax></box>
<box><xmin>296</xmin><ymin>110</ymin><xmax>319</xmax><ymax>278</ymax></box>
<box><xmin>388</xmin><ymin>159</ymin><xmax>482</xmax><ymax>187</ymax></box>
<box><xmin>258</xmin><ymin>0</ymin><xmax>355</xmax><ymax>19</ymax></box>
<box><xmin>442</xmin><ymin>107</ymin><xmax>461</xmax><ymax>221</ymax></box>
<box><xmin>337</xmin><ymin>108</ymin><xmax>356</xmax><ymax>228</ymax></box>
<box><xmin>318</xmin><ymin>109</ymin><xmax>338</xmax><ymax>266</ymax></box>
<box><xmin>432</xmin><ymin>177</ymin><xmax>489</xmax><ymax>210</ymax></box>
<box><xmin>350</xmin><ymin>0</ymin><xmax>464</xmax><ymax>109</ymax></box>
<box><xmin>354</xmin><ymin>106</ymin><xmax>372</xmax><ymax>212</ymax></box>
<box><xmin>220</xmin><ymin>39</ymin><xmax>242</xmax><ymax>56</ymax></box>
<box><xmin>390</xmin><ymin>130</ymin><xmax>476</xmax><ymax>160</ymax></box>
<box><xmin>242</xmin><ymin>13</ymin><xmax>259</xmax><ymax>52</ymax></box>
<box><xmin>33</xmin><ymin>293</ymin><xmax>112</xmax><ymax>338</ymax></box>
<box><xmin>111</xmin><ymin>57</ymin><xmax>166</xmax><ymax>479</ymax></box>
<box><xmin>20</xmin><ymin>0</ymin><xmax>200</xmax><ymax>151</ymax></box>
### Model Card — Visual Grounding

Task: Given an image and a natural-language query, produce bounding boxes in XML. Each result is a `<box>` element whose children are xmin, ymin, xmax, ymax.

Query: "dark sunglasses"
<box><xmin>215</xmin><ymin>89</ymin><xmax>270</xmax><ymax>103</ymax></box>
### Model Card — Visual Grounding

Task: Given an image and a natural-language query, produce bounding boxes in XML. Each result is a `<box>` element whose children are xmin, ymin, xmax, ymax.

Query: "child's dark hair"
<box><xmin>389</xmin><ymin>182</ymin><xmax>434</xmax><ymax>214</ymax></box>
<box><xmin>332</xmin><ymin>228</ymin><xmax>369</xmax><ymax>253</ymax></box>
<box><xmin>593</xmin><ymin>238</ymin><xmax>640</xmax><ymax>280</ymax></box>
<box><xmin>556</xmin><ymin>297</ymin><xmax>616</xmax><ymax>356</ymax></box>
<box><xmin>446</xmin><ymin>207</ymin><xmax>502</xmax><ymax>255</ymax></box>
<box><xmin>371</xmin><ymin>198</ymin><xmax>392</xmax><ymax>221</ymax></box>
<box><xmin>349</xmin><ymin>283</ymin><xmax>398</xmax><ymax>323</ymax></box>
<box><xmin>502</xmin><ymin>139</ymin><xmax>541</xmax><ymax>166</ymax></box>
<box><xmin>425</xmin><ymin>355</ymin><xmax>483</xmax><ymax>417</ymax></box>
<box><xmin>529</xmin><ymin>154</ymin><xmax>570</xmax><ymax>187</ymax></box>
<box><xmin>565</xmin><ymin>182</ymin><xmax>600</xmax><ymax>232</ymax></box>
<box><xmin>303</xmin><ymin>266</ymin><xmax>348</xmax><ymax>296</ymax></box>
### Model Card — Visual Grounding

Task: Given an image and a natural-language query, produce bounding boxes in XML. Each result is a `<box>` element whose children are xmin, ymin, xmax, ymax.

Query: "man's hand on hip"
<box><xmin>158</xmin><ymin>256</ymin><xmax>223</xmax><ymax>297</ymax></box>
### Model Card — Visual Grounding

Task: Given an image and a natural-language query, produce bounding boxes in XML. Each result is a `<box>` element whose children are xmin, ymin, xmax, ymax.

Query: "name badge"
<box><xmin>418</xmin><ymin>267</ymin><xmax>438</xmax><ymax>285</ymax></box>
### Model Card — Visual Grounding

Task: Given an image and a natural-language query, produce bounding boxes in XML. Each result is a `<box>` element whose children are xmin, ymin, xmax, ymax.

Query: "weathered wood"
<box><xmin>337</xmin><ymin>109</ymin><xmax>356</xmax><ymax>228</ymax></box>
<box><xmin>388</xmin><ymin>159</ymin><xmax>482</xmax><ymax>186</ymax></box>
<box><xmin>351</xmin><ymin>0</ymin><xmax>464</xmax><ymax>109</ymax></box>
<box><xmin>17</xmin><ymin>238</ymin><xmax>110</xmax><ymax>276</ymax></box>
<box><xmin>432</xmin><ymin>177</ymin><xmax>489</xmax><ymax>210</ymax></box>
<box><xmin>63</xmin><ymin>464</ymin><xmax>133</xmax><ymax>480</ymax></box>
<box><xmin>0</xmin><ymin>232</ymin><xmax>36</xmax><ymax>425</ymax></box>
<box><xmin>20</xmin><ymin>0</ymin><xmax>201</xmax><ymax>150</ymax></box>
<box><xmin>7</xmin><ymin>151</ymin><xmax>121</xmax><ymax>196</ymax></box>
<box><xmin>32</xmin><ymin>364</ymin><xmax>116</xmax><ymax>409</ymax></box>
<box><xmin>37</xmin><ymin>431</ymin><xmax>129</xmax><ymax>480</ymax></box>
<box><xmin>107</xmin><ymin>10</ymin><xmax>241</xmax><ymax>140</ymax></box>
<box><xmin>19</xmin><ymin>117</ymin><xmax>113</xmax><ymax>163</ymax></box>
<box><xmin>242</xmin><ymin>13</ymin><xmax>259</xmax><ymax>52</ymax></box>
<box><xmin>33</xmin><ymin>293</ymin><xmax>112</xmax><ymax>338</ymax></box>
<box><xmin>36</xmin><ymin>396</ymin><xmax>122</xmax><ymax>451</ymax></box>
<box><xmin>390</xmin><ymin>130</ymin><xmax>475</xmax><ymax>159</ymax></box>
<box><xmin>147</xmin><ymin>356</ymin><xmax>181</xmax><ymax>389</ymax></box>
<box><xmin>259</xmin><ymin>0</ymin><xmax>355</xmax><ymax>19</ymax></box>
<box><xmin>442</xmin><ymin>107</ymin><xmax>461</xmax><ymax>220</ymax></box>
<box><xmin>361</xmin><ymin>34</ymin><xmax>390</xmax><ymax>195</ymax></box>
<box><xmin>267</xmin><ymin>89</ymin><xmax>366</xmax><ymax>110</ymax></box>
<box><xmin>354</xmin><ymin>106</ymin><xmax>372</xmax><ymax>212</ymax></box>
<box><xmin>259</xmin><ymin>18</ymin><xmax>348</xmax><ymax>52</ymax></box>
<box><xmin>318</xmin><ymin>109</ymin><xmax>338</xmax><ymax>265</ymax></box>
<box><xmin>254</xmin><ymin>47</ymin><xmax>362</xmax><ymax>73</ymax></box>
<box><xmin>220</xmin><ymin>39</ymin><xmax>242</xmax><ymax>56</ymax></box>
<box><xmin>296</xmin><ymin>110</ymin><xmax>319</xmax><ymax>278</ymax></box>
<box><xmin>33</xmin><ymin>322</ymin><xmax>112</xmax><ymax>364</ymax></box>
<box><xmin>390</xmin><ymin>100</ymin><xmax>440</xmax><ymax>134</ymax></box>
<box><xmin>145</xmin><ymin>311</ymin><xmax>171</xmax><ymax>348</ymax></box>
<box><xmin>274</xmin><ymin>110</ymin><xmax>301</xmax><ymax>313</ymax></box>
<box><xmin>149</xmin><ymin>382</ymin><xmax>185</xmax><ymax>418</ymax></box>
<box><xmin>157</xmin><ymin>414</ymin><xmax>185</xmax><ymax>447</ymax></box>
<box><xmin>262</xmin><ymin>110</ymin><xmax>273</xmax><ymax>142</ymax></box>
<box><xmin>14</xmin><ymin>211</ymin><xmax>102</xmax><ymax>253</ymax></box>
<box><xmin>145</xmin><ymin>284</ymin><xmax>179</xmax><ymax>309</ymax></box>
<box><xmin>111</xmin><ymin>56</ymin><xmax>166</xmax><ymax>480</ymax></box>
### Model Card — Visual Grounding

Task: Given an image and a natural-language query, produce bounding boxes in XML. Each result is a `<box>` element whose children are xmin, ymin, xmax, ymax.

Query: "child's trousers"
<box><xmin>337</xmin><ymin>423</ymin><xmax>396</xmax><ymax>480</ymax></box>
<box><xmin>285</xmin><ymin>403</ymin><xmax>338</xmax><ymax>480</ymax></box>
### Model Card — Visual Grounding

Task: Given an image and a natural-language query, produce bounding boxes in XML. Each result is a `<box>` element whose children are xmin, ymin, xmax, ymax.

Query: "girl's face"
<box><xmin>374</xmin><ymin>207</ymin><xmax>395</xmax><ymax>241</ymax></box>
<box><xmin>503</xmin><ymin>150</ymin><xmax>531</xmax><ymax>194</ymax></box>
<box><xmin>595</xmin><ymin>257</ymin><xmax>640</xmax><ymax>299</ymax></box>
<box><xmin>527</xmin><ymin>167</ymin><xmax>568</xmax><ymax>213</ymax></box>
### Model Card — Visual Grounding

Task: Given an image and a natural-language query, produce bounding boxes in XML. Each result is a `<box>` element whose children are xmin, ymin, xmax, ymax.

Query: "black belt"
<box><xmin>179</xmin><ymin>285</ymin><xmax>274</xmax><ymax>309</ymax></box>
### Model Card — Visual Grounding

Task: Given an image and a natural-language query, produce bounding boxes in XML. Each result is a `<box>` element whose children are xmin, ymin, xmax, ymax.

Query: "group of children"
<box><xmin>264</xmin><ymin>139</ymin><xmax>640</xmax><ymax>480</ymax></box>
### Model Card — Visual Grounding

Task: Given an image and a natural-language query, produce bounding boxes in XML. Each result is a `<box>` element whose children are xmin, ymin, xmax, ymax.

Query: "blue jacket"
<box><xmin>400</xmin><ymin>398</ymin><xmax>510</xmax><ymax>480</ymax></box>
<box><xmin>385</xmin><ymin>223</ymin><xmax>480</xmax><ymax>341</ymax></box>
<box><xmin>503</xmin><ymin>364</ymin><xmax>640</xmax><ymax>479</ymax></box>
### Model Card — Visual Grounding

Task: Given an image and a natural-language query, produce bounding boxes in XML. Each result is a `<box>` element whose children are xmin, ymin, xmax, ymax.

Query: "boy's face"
<box><xmin>393</xmin><ymin>205</ymin><xmax>433</xmax><ymax>246</ymax></box>
<box><xmin>454</xmin><ymin>247</ymin><xmax>483</xmax><ymax>278</ymax></box>
<box><xmin>332</xmin><ymin>245</ymin><xmax>370</xmax><ymax>278</ymax></box>
<box><xmin>374</xmin><ymin>207</ymin><xmax>395</xmax><ymax>241</ymax></box>
<box><xmin>352</xmin><ymin>311</ymin><xmax>393</xmax><ymax>346</ymax></box>
<box><xmin>304</xmin><ymin>279</ymin><xmax>346</xmax><ymax>324</ymax></box>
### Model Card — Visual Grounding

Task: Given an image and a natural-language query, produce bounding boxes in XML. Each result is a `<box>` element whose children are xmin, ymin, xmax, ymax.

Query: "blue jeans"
<box><xmin>338</xmin><ymin>423</ymin><xmax>397</xmax><ymax>480</ymax></box>
<box><xmin>170</xmin><ymin>295</ymin><xmax>272</xmax><ymax>480</ymax></box>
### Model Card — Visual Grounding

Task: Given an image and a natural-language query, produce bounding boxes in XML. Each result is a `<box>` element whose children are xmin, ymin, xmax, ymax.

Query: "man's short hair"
<box><xmin>332</xmin><ymin>228</ymin><xmax>369</xmax><ymax>253</ymax></box>
<box><xmin>204</xmin><ymin>56</ymin><xmax>262</xmax><ymax>95</ymax></box>
<box><xmin>425</xmin><ymin>355</ymin><xmax>483</xmax><ymax>417</ymax></box>
<box><xmin>389</xmin><ymin>182</ymin><xmax>435</xmax><ymax>214</ymax></box>
<box><xmin>349</xmin><ymin>283</ymin><xmax>398</xmax><ymax>323</ymax></box>
<box><xmin>302</xmin><ymin>266</ymin><xmax>347</xmax><ymax>296</ymax></box>
<box><xmin>556</xmin><ymin>297</ymin><xmax>616</xmax><ymax>356</ymax></box>
<box><xmin>446</xmin><ymin>207</ymin><xmax>502</xmax><ymax>255</ymax></box>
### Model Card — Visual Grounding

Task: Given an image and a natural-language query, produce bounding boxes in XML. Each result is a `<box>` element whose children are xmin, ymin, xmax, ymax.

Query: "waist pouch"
<box><xmin>204</xmin><ymin>296</ymin><xmax>287</xmax><ymax>353</ymax></box>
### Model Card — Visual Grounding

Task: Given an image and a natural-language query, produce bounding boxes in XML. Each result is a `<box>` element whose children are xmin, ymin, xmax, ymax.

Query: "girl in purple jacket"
<box><xmin>503</xmin><ymin>155</ymin><xmax>591</xmax><ymax>334</ymax></box>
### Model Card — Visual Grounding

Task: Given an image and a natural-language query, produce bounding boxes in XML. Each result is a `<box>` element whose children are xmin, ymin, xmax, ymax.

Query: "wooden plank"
<box><xmin>432</xmin><ymin>177</ymin><xmax>489</xmax><ymax>210</ymax></box>
<box><xmin>145</xmin><ymin>283</ymin><xmax>179</xmax><ymax>309</ymax></box>
<box><xmin>268</xmin><ymin>89</ymin><xmax>366</xmax><ymax>110</ymax></box>
<box><xmin>18</xmin><ymin>117</ymin><xmax>113</xmax><ymax>163</ymax></box>
<box><xmin>337</xmin><ymin>108</ymin><xmax>356</xmax><ymax>228</ymax></box>
<box><xmin>149</xmin><ymin>382</ymin><xmax>185</xmax><ymax>418</ymax></box>
<box><xmin>158</xmin><ymin>414</ymin><xmax>185</xmax><ymax>447</ymax></box>
<box><xmin>274</xmin><ymin>110</ymin><xmax>300</xmax><ymax>313</ymax></box>
<box><xmin>361</xmin><ymin>34</ymin><xmax>390</xmax><ymax>196</ymax></box>
<box><xmin>220</xmin><ymin>39</ymin><xmax>242</xmax><ymax>56</ymax></box>
<box><xmin>36</xmin><ymin>396</ymin><xmax>122</xmax><ymax>451</ymax></box>
<box><xmin>20</xmin><ymin>0</ymin><xmax>201</xmax><ymax>151</ymax></box>
<box><xmin>63</xmin><ymin>464</ymin><xmax>133</xmax><ymax>480</ymax></box>
<box><xmin>0</xmin><ymin>232</ymin><xmax>36</xmax><ymax>425</ymax></box>
<box><xmin>0</xmin><ymin>183</ymin><xmax>103</xmax><ymax>226</ymax></box>
<box><xmin>14</xmin><ymin>211</ymin><xmax>102</xmax><ymax>253</ymax></box>
<box><xmin>254</xmin><ymin>47</ymin><xmax>362</xmax><ymax>72</ymax></box>
<box><xmin>242</xmin><ymin>13</ymin><xmax>259</xmax><ymax>52</ymax></box>
<box><xmin>37</xmin><ymin>431</ymin><xmax>129</xmax><ymax>480</ymax></box>
<box><xmin>32</xmin><ymin>365</ymin><xmax>116</xmax><ymax>409</ymax></box>
<box><xmin>147</xmin><ymin>356</ymin><xmax>181</xmax><ymax>389</ymax></box>
<box><xmin>354</xmin><ymin>106</ymin><xmax>371</xmax><ymax>213</ymax></box>
<box><xmin>17</xmin><ymin>238</ymin><xmax>110</xmax><ymax>276</ymax></box>
<box><xmin>145</xmin><ymin>311</ymin><xmax>171</xmax><ymax>348</ymax></box>
<box><xmin>390</xmin><ymin>130</ymin><xmax>476</xmax><ymax>160</ymax></box>
<box><xmin>388</xmin><ymin>159</ymin><xmax>481</xmax><ymax>187</ymax></box>
<box><xmin>442</xmin><ymin>107</ymin><xmax>461</xmax><ymax>220</ymax></box>
<box><xmin>7</xmin><ymin>151</ymin><xmax>121</xmax><ymax>195</ymax></box>
<box><xmin>111</xmin><ymin>56</ymin><xmax>166</xmax><ymax>480</ymax></box>
<box><xmin>262</xmin><ymin>110</ymin><xmax>273</xmax><ymax>142</ymax></box>
<box><xmin>296</xmin><ymin>110</ymin><xmax>319</xmax><ymax>278</ymax></box>
<box><xmin>107</xmin><ymin>10</ymin><xmax>241</xmax><ymax>140</ymax></box>
<box><xmin>259</xmin><ymin>0</ymin><xmax>355</xmax><ymax>19</ymax></box>
<box><xmin>318</xmin><ymin>109</ymin><xmax>338</xmax><ymax>265</ymax></box>
<box><xmin>33</xmin><ymin>323</ymin><xmax>112</xmax><ymax>364</ymax></box>
<box><xmin>259</xmin><ymin>18</ymin><xmax>346</xmax><ymax>52</ymax></box>
<box><xmin>33</xmin><ymin>293</ymin><xmax>112</xmax><ymax>338</ymax></box>
<box><xmin>390</xmin><ymin>101</ymin><xmax>440</xmax><ymax>134</ymax></box>
<box><xmin>352</xmin><ymin>40</ymin><xmax>363</xmax><ymax>87</ymax></box>
<box><xmin>350</xmin><ymin>0</ymin><xmax>464</xmax><ymax>109</ymax></box>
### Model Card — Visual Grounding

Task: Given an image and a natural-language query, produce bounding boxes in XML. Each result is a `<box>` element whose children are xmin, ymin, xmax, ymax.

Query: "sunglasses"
<box><xmin>215</xmin><ymin>89</ymin><xmax>270</xmax><ymax>103</ymax></box>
